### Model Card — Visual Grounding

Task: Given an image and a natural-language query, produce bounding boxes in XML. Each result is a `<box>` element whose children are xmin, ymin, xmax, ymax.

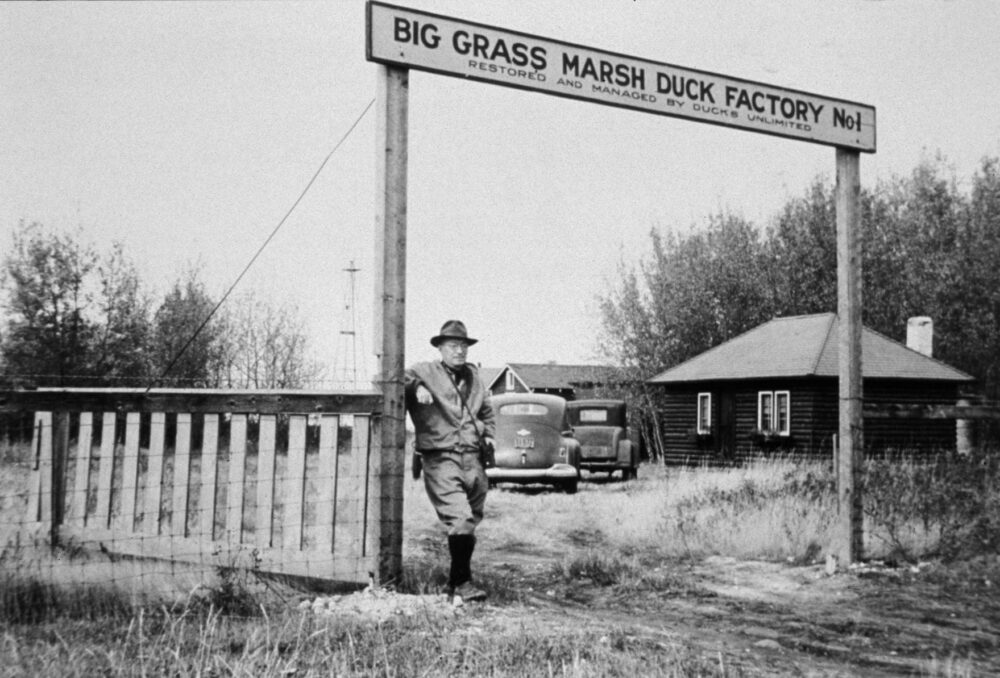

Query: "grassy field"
<box><xmin>1</xmin><ymin>450</ymin><xmax>998</xmax><ymax>676</ymax></box>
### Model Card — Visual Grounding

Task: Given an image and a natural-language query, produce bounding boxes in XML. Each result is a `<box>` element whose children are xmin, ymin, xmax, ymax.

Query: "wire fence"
<box><xmin>0</xmin><ymin>389</ymin><xmax>385</xmax><ymax>617</ymax></box>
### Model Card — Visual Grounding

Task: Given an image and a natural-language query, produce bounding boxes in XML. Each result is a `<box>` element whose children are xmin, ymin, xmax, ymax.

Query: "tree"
<box><xmin>217</xmin><ymin>291</ymin><xmax>323</xmax><ymax>389</ymax></box>
<box><xmin>598</xmin><ymin>152</ymin><xmax>1000</xmax><ymax>453</ymax></box>
<box><xmin>150</xmin><ymin>269</ymin><xmax>226</xmax><ymax>387</ymax></box>
<box><xmin>1</xmin><ymin>222</ymin><xmax>98</xmax><ymax>386</ymax></box>
<box><xmin>90</xmin><ymin>242</ymin><xmax>152</xmax><ymax>384</ymax></box>
<box><xmin>950</xmin><ymin>157</ymin><xmax>1000</xmax><ymax>404</ymax></box>
<box><xmin>598</xmin><ymin>212</ymin><xmax>774</xmax><ymax>376</ymax></box>
<box><xmin>765</xmin><ymin>179</ymin><xmax>838</xmax><ymax>317</ymax></box>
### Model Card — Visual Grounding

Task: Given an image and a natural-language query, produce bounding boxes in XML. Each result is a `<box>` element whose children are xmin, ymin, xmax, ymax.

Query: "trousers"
<box><xmin>420</xmin><ymin>450</ymin><xmax>488</xmax><ymax>536</ymax></box>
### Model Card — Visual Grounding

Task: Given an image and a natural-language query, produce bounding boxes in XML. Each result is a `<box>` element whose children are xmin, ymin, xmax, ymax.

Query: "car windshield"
<box><xmin>577</xmin><ymin>409</ymin><xmax>609</xmax><ymax>423</ymax></box>
<box><xmin>499</xmin><ymin>403</ymin><xmax>549</xmax><ymax>416</ymax></box>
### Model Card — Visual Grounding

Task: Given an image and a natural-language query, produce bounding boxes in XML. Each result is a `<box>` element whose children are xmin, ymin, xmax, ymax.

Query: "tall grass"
<box><xmin>1</xmin><ymin>449</ymin><xmax>997</xmax><ymax>676</ymax></box>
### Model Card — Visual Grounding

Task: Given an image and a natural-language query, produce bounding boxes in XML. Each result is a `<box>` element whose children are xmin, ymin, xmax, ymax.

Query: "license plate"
<box><xmin>514</xmin><ymin>436</ymin><xmax>534</xmax><ymax>449</ymax></box>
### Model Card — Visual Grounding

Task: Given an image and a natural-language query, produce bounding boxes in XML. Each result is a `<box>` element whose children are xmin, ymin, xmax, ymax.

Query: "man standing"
<box><xmin>405</xmin><ymin>320</ymin><xmax>495</xmax><ymax>603</ymax></box>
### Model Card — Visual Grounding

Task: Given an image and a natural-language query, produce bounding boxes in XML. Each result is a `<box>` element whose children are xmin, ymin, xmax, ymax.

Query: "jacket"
<box><xmin>405</xmin><ymin>361</ymin><xmax>496</xmax><ymax>452</ymax></box>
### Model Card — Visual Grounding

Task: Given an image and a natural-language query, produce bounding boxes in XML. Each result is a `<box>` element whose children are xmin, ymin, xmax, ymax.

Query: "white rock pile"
<box><xmin>299</xmin><ymin>586</ymin><xmax>462</xmax><ymax>624</ymax></box>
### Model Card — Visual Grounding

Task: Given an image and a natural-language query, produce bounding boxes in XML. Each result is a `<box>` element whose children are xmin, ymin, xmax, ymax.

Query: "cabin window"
<box><xmin>505</xmin><ymin>370</ymin><xmax>515</xmax><ymax>391</ymax></box>
<box><xmin>697</xmin><ymin>392</ymin><xmax>712</xmax><ymax>434</ymax></box>
<box><xmin>775</xmin><ymin>391</ymin><xmax>790</xmax><ymax>435</ymax></box>
<box><xmin>757</xmin><ymin>390</ymin><xmax>791</xmax><ymax>435</ymax></box>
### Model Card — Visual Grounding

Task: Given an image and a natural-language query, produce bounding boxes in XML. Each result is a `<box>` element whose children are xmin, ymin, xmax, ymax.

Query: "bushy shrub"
<box><xmin>863</xmin><ymin>448</ymin><xmax>1000</xmax><ymax>561</ymax></box>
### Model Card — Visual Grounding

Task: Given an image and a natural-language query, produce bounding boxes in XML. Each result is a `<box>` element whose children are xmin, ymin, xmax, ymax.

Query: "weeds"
<box><xmin>863</xmin><ymin>448</ymin><xmax>1000</xmax><ymax>561</ymax></box>
<box><xmin>2</xmin><ymin>452</ymin><xmax>998</xmax><ymax>675</ymax></box>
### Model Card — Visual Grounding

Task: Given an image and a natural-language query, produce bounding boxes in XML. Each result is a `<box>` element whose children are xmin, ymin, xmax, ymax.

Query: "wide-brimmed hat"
<box><xmin>430</xmin><ymin>319</ymin><xmax>478</xmax><ymax>347</ymax></box>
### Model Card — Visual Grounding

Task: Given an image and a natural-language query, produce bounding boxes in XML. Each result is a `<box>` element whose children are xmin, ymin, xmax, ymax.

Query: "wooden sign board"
<box><xmin>367</xmin><ymin>1</ymin><xmax>876</xmax><ymax>152</ymax></box>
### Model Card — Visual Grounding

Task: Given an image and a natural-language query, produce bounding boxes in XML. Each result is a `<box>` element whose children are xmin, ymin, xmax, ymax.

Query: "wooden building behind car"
<box><xmin>646</xmin><ymin>313</ymin><xmax>975</xmax><ymax>465</ymax></box>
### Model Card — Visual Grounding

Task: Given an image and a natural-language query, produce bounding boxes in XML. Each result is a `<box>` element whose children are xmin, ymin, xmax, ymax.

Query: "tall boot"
<box><xmin>446</xmin><ymin>534</ymin><xmax>465</xmax><ymax>592</ymax></box>
<box><xmin>450</xmin><ymin>534</ymin><xmax>485</xmax><ymax>602</ymax></box>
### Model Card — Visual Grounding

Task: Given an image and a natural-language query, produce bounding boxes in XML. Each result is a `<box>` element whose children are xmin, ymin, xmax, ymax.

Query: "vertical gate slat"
<box><xmin>144</xmin><ymin>412</ymin><xmax>166</xmax><ymax>535</ymax></box>
<box><xmin>94</xmin><ymin>412</ymin><xmax>116</xmax><ymax>529</ymax></box>
<box><xmin>199</xmin><ymin>414</ymin><xmax>219</xmax><ymax>541</ymax></box>
<box><xmin>282</xmin><ymin>415</ymin><xmax>307</xmax><ymax>550</ymax></box>
<box><xmin>25</xmin><ymin>412</ymin><xmax>52</xmax><ymax>524</ymax></box>
<box><xmin>118</xmin><ymin>412</ymin><xmax>141</xmax><ymax>532</ymax></box>
<box><xmin>315</xmin><ymin>415</ymin><xmax>340</xmax><ymax>554</ymax></box>
<box><xmin>334</xmin><ymin>414</ymin><xmax>368</xmax><ymax>565</ymax></box>
<box><xmin>360</xmin><ymin>415</ymin><xmax>378</xmax><ymax>559</ymax></box>
<box><xmin>255</xmin><ymin>415</ymin><xmax>277</xmax><ymax>548</ymax></box>
<box><xmin>226</xmin><ymin>414</ymin><xmax>247</xmax><ymax>543</ymax></box>
<box><xmin>366</xmin><ymin>415</ymin><xmax>383</xmax><ymax>565</ymax></box>
<box><xmin>171</xmin><ymin>413</ymin><xmax>192</xmax><ymax>537</ymax></box>
<box><xmin>68</xmin><ymin>412</ymin><xmax>94</xmax><ymax>526</ymax></box>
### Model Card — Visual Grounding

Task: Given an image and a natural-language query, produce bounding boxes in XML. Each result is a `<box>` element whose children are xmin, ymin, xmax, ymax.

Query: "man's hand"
<box><xmin>484</xmin><ymin>436</ymin><xmax>495</xmax><ymax>450</ymax></box>
<box><xmin>416</xmin><ymin>384</ymin><xmax>433</xmax><ymax>405</ymax></box>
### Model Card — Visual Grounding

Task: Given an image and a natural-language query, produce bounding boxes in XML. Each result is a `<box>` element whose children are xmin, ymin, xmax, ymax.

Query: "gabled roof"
<box><xmin>647</xmin><ymin>313</ymin><xmax>974</xmax><ymax>384</ymax></box>
<box><xmin>491</xmin><ymin>363</ymin><xmax>622</xmax><ymax>390</ymax></box>
<box><xmin>477</xmin><ymin>366</ymin><xmax>503</xmax><ymax>389</ymax></box>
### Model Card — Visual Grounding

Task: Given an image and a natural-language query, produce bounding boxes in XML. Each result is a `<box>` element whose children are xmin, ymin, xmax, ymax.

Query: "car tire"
<box><xmin>562</xmin><ymin>479</ymin><xmax>578</xmax><ymax>494</ymax></box>
<box><xmin>623</xmin><ymin>466</ymin><xmax>637</xmax><ymax>481</ymax></box>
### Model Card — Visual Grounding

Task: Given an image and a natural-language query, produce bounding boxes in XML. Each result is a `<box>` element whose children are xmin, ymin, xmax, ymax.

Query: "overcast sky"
<box><xmin>3</xmin><ymin>1</ymin><xmax>999</xmax><ymax>386</ymax></box>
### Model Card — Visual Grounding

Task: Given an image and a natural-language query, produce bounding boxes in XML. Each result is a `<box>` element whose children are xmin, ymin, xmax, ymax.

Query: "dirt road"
<box><xmin>392</xmin><ymin>475</ymin><xmax>1000</xmax><ymax>676</ymax></box>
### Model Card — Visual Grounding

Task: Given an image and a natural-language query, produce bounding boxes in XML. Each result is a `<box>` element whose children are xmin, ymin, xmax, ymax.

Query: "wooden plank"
<box><xmin>373</xmin><ymin>63</ymin><xmax>409</xmax><ymax>583</ymax></box>
<box><xmin>57</xmin><ymin>524</ymin><xmax>376</xmax><ymax>585</ymax></box>
<box><xmin>365</xmin><ymin>415</ymin><xmax>382</xmax><ymax>564</ymax></box>
<box><xmin>333</xmin><ymin>417</ymin><xmax>364</xmax><ymax>563</ymax></box>
<box><xmin>255</xmin><ymin>415</ymin><xmax>277</xmax><ymax>549</ymax></box>
<box><xmin>359</xmin><ymin>416</ymin><xmax>379</xmax><ymax>559</ymax></box>
<box><xmin>336</xmin><ymin>415</ymin><xmax>372</xmax><ymax>561</ymax></box>
<box><xmin>864</xmin><ymin>403</ymin><xmax>1000</xmax><ymax>420</ymax></box>
<box><xmin>225</xmin><ymin>414</ymin><xmax>248</xmax><ymax>543</ymax></box>
<box><xmin>0</xmin><ymin>389</ymin><xmax>382</xmax><ymax>415</ymax></box>
<box><xmin>67</xmin><ymin>412</ymin><xmax>94</xmax><ymax>526</ymax></box>
<box><xmin>314</xmin><ymin>415</ymin><xmax>340</xmax><ymax>553</ymax></box>
<box><xmin>25</xmin><ymin>412</ymin><xmax>51</xmax><ymax>524</ymax></box>
<box><xmin>199</xmin><ymin>414</ymin><xmax>219</xmax><ymax>541</ymax></box>
<box><xmin>171</xmin><ymin>413</ymin><xmax>192</xmax><ymax>538</ymax></box>
<box><xmin>118</xmin><ymin>412</ymin><xmax>141</xmax><ymax>532</ymax></box>
<box><xmin>143</xmin><ymin>412</ymin><xmax>166</xmax><ymax>535</ymax></box>
<box><xmin>282</xmin><ymin>415</ymin><xmax>307</xmax><ymax>551</ymax></box>
<box><xmin>835</xmin><ymin>147</ymin><xmax>863</xmax><ymax>567</ymax></box>
<box><xmin>51</xmin><ymin>411</ymin><xmax>70</xmax><ymax>540</ymax></box>
<box><xmin>93</xmin><ymin>412</ymin><xmax>117</xmax><ymax>529</ymax></box>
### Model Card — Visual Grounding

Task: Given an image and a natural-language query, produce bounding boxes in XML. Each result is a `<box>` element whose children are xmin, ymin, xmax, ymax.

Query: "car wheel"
<box><xmin>623</xmin><ymin>466</ymin><xmax>637</xmax><ymax>481</ymax></box>
<box><xmin>562</xmin><ymin>479</ymin><xmax>578</xmax><ymax>494</ymax></box>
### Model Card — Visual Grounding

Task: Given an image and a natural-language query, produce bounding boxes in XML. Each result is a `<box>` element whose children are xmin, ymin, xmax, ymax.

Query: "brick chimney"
<box><xmin>906</xmin><ymin>316</ymin><xmax>933</xmax><ymax>357</ymax></box>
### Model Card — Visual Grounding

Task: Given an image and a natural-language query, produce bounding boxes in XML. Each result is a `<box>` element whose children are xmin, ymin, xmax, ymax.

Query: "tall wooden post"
<box><xmin>373</xmin><ymin>64</ymin><xmax>408</xmax><ymax>583</ymax></box>
<box><xmin>835</xmin><ymin>147</ymin><xmax>863</xmax><ymax>565</ymax></box>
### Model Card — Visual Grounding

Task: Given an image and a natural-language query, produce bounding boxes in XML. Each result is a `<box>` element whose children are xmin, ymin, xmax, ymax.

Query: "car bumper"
<box><xmin>580</xmin><ymin>460</ymin><xmax>627</xmax><ymax>471</ymax></box>
<box><xmin>486</xmin><ymin>463</ymin><xmax>579</xmax><ymax>484</ymax></box>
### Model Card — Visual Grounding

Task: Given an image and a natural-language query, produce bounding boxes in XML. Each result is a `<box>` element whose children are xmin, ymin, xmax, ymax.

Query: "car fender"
<box><xmin>617</xmin><ymin>439</ymin><xmax>633</xmax><ymax>466</ymax></box>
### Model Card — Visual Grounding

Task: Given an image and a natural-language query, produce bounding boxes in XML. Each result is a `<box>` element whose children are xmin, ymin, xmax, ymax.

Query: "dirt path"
<box><xmin>388</xmin><ymin>473</ymin><xmax>999</xmax><ymax>676</ymax></box>
<box><xmin>472</xmin><ymin>550</ymin><xmax>1000</xmax><ymax>676</ymax></box>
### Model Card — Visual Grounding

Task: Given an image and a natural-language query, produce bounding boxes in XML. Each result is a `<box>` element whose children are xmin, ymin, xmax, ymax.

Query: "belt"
<box><xmin>420</xmin><ymin>447</ymin><xmax>479</xmax><ymax>455</ymax></box>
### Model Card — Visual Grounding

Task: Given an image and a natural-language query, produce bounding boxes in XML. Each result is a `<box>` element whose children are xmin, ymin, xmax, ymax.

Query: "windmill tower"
<box><xmin>333</xmin><ymin>260</ymin><xmax>365</xmax><ymax>389</ymax></box>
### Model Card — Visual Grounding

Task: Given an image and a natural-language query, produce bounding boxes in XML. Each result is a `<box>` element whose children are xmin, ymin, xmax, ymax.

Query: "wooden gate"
<box><xmin>7</xmin><ymin>388</ymin><xmax>385</xmax><ymax>585</ymax></box>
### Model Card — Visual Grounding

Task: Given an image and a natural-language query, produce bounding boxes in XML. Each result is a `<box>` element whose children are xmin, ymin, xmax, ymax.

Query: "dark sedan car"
<box><xmin>486</xmin><ymin>393</ymin><xmax>582</xmax><ymax>493</ymax></box>
<box><xmin>566</xmin><ymin>399</ymin><xmax>638</xmax><ymax>480</ymax></box>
